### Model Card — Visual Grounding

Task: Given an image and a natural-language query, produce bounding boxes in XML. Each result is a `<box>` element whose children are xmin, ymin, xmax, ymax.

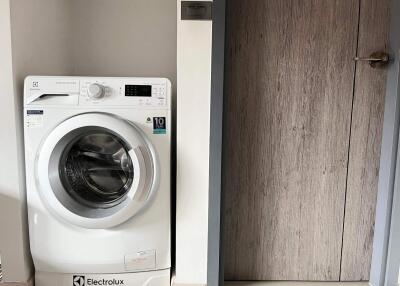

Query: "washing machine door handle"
<box><xmin>128</xmin><ymin>147</ymin><xmax>151</xmax><ymax>202</ymax></box>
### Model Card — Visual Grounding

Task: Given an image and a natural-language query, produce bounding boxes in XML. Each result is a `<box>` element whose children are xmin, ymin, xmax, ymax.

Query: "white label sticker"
<box><xmin>26</xmin><ymin>110</ymin><xmax>43</xmax><ymax>128</ymax></box>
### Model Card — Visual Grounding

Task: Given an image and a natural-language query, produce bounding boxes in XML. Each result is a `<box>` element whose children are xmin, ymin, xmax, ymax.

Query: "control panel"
<box><xmin>23</xmin><ymin>76</ymin><xmax>171</xmax><ymax>109</ymax></box>
<box><xmin>79</xmin><ymin>78</ymin><xmax>169</xmax><ymax>108</ymax></box>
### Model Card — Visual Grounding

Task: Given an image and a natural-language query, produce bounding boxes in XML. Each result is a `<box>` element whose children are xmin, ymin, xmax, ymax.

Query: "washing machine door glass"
<box><xmin>59</xmin><ymin>131</ymin><xmax>134</xmax><ymax>209</ymax></box>
<box><xmin>36</xmin><ymin>113</ymin><xmax>159</xmax><ymax>229</ymax></box>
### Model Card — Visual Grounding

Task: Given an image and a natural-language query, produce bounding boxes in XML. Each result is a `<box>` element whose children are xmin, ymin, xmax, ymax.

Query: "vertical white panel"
<box><xmin>176</xmin><ymin>0</ymin><xmax>213</xmax><ymax>284</ymax></box>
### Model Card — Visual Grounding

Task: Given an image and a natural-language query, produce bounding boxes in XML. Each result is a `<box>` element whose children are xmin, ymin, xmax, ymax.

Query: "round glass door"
<box><xmin>59</xmin><ymin>131</ymin><xmax>134</xmax><ymax>209</ymax></box>
<box><xmin>36</xmin><ymin>113</ymin><xmax>158</xmax><ymax>229</ymax></box>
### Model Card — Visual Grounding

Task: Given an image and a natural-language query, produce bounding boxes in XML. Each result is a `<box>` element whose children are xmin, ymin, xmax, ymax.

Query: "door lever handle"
<box><xmin>354</xmin><ymin>51</ymin><xmax>390</xmax><ymax>68</ymax></box>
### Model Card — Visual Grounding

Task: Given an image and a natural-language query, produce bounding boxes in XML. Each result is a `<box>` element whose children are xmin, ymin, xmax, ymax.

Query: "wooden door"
<box><xmin>222</xmin><ymin>0</ymin><xmax>390</xmax><ymax>281</ymax></box>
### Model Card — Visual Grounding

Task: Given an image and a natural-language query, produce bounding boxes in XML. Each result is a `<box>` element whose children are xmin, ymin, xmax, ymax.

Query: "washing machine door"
<box><xmin>36</xmin><ymin>113</ymin><xmax>159</xmax><ymax>229</ymax></box>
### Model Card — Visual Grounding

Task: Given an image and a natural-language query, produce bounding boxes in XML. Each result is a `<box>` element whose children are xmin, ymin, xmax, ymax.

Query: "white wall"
<box><xmin>10</xmin><ymin>0</ymin><xmax>74</xmax><ymax>84</ymax></box>
<box><xmin>0</xmin><ymin>0</ymin><xmax>32</xmax><ymax>282</ymax></box>
<box><xmin>11</xmin><ymin>0</ymin><xmax>177</xmax><ymax>86</ymax></box>
<box><xmin>175</xmin><ymin>0</ymin><xmax>213</xmax><ymax>284</ymax></box>
<box><xmin>71</xmin><ymin>0</ymin><xmax>176</xmax><ymax>87</ymax></box>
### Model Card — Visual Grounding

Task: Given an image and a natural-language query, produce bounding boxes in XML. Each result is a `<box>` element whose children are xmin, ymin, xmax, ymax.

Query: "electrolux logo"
<box><xmin>73</xmin><ymin>275</ymin><xmax>85</xmax><ymax>286</ymax></box>
<box><xmin>73</xmin><ymin>275</ymin><xmax>124</xmax><ymax>286</ymax></box>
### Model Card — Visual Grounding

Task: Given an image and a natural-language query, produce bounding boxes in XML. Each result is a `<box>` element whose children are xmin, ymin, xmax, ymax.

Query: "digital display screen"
<box><xmin>125</xmin><ymin>85</ymin><xmax>152</xmax><ymax>97</ymax></box>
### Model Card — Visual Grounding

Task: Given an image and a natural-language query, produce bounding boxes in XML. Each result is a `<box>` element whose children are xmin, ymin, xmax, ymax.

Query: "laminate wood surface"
<box><xmin>340</xmin><ymin>0</ymin><xmax>390</xmax><ymax>281</ymax></box>
<box><xmin>223</xmin><ymin>0</ymin><xmax>359</xmax><ymax>281</ymax></box>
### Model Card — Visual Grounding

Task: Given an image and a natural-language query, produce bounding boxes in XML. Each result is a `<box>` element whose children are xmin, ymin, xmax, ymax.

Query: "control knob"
<box><xmin>87</xmin><ymin>83</ymin><xmax>105</xmax><ymax>99</ymax></box>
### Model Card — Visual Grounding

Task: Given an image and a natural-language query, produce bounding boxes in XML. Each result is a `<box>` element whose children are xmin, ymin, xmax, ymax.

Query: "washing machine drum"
<box><xmin>36</xmin><ymin>113</ymin><xmax>159</xmax><ymax>229</ymax></box>
<box><xmin>60</xmin><ymin>131</ymin><xmax>134</xmax><ymax>209</ymax></box>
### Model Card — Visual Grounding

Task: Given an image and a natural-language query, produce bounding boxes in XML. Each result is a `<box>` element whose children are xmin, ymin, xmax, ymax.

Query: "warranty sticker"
<box><xmin>153</xmin><ymin>117</ymin><xmax>166</xmax><ymax>134</ymax></box>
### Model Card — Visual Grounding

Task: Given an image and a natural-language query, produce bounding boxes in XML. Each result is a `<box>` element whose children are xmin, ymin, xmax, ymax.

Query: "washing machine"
<box><xmin>23</xmin><ymin>76</ymin><xmax>171</xmax><ymax>286</ymax></box>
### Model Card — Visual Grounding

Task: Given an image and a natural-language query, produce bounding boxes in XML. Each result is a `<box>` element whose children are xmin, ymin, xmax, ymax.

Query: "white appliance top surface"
<box><xmin>24</xmin><ymin>76</ymin><xmax>171</xmax><ymax>110</ymax></box>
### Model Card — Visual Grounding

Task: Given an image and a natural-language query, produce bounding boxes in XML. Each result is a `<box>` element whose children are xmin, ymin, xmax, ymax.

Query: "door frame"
<box><xmin>207</xmin><ymin>0</ymin><xmax>226</xmax><ymax>285</ymax></box>
<box><xmin>369</xmin><ymin>0</ymin><xmax>400</xmax><ymax>285</ymax></box>
<box><xmin>207</xmin><ymin>0</ymin><xmax>400</xmax><ymax>285</ymax></box>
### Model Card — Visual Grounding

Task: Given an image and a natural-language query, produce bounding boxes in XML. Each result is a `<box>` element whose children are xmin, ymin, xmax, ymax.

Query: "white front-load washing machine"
<box><xmin>23</xmin><ymin>76</ymin><xmax>171</xmax><ymax>286</ymax></box>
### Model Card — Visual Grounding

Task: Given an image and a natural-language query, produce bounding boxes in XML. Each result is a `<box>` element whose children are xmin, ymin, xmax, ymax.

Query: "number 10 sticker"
<box><xmin>153</xmin><ymin>117</ymin><xmax>166</xmax><ymax>134</ymax></box>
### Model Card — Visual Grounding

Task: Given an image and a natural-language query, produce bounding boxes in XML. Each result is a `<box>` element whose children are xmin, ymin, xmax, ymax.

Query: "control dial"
<box><xmin>87</xmin><ymin>83</ymin><xmax>105</xmax><ymax>99</ymax></box>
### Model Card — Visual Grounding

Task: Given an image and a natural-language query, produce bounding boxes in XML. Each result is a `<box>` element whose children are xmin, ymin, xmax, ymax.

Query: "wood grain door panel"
<box><xmin>223</xmin><ymin>0</ymin><xmax>359</xmax><ymax>281</ymax></box>
<box><xmin>340</xmin><ymin>0</ymin><xmax>390</xmax><ymax>281</ymax></box>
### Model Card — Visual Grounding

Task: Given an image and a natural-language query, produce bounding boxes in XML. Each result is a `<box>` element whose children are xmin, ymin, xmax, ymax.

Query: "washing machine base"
<box><xmin>35</xmin><ymin>269</ymin><xmax>170</xmax><ymax>286</ymax></box>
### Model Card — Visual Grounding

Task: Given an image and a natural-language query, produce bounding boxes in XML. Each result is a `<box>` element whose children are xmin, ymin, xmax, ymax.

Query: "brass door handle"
<box><xmin>354</xmin><ymin>51</ymin><xmax>390</xmax><ymax>68</ymax></box>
